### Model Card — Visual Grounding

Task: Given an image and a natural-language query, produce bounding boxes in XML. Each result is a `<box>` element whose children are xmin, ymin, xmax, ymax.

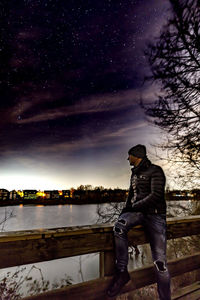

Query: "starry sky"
<box><xmin>0</xmin><ymin>0</ymin><xmax>171</xmax><ymax>191</ymax></box>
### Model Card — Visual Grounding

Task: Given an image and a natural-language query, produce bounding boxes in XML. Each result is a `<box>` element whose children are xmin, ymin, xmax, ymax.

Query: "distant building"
<box><xmin>0</xmin><ymin>189</ymin><xmax>9</xmax><ymax>201</ymax></box>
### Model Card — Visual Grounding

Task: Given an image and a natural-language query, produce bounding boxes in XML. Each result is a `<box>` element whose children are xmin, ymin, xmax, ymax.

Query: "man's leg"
<box><xmin>145</xmin><ymin>214</ymin><xmax>171</xmax><ymax>300</ymax></box>
<box><xmin>107</xmin><ymin>212</ymin><xmax>144</xmax><ymax>297</ymax></box>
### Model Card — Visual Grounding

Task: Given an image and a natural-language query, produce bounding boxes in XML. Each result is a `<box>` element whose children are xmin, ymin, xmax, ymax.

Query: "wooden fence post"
<box><xmin>99</xmin><ymin>250</ymin><xmax>115</xmax><ymax>277</ymax></box>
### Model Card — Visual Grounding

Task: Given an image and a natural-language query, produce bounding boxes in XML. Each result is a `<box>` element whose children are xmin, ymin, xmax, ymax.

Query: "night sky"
<box><xmin>0</xmin><ymin>0</ymin><xmax>171</xmax><ymax>190</ymax></box>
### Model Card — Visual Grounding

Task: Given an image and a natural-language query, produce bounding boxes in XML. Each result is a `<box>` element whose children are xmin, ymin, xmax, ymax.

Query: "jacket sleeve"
<box><xmin>132</xmin><ymin>166</ymin><xmax>165</xmax><ymax>211</ymax></box>
<box><xmin>119</xmin><ymin>181</ymin><xmax>134</xmax><ymax>216</ymax></box>
<box><xmin>125</xmin><ymin>182</ymin><xmax>134</xmax><ymax>208</ymax></box>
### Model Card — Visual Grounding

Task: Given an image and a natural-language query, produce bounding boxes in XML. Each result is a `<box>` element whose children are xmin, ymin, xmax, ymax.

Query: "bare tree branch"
<box><xmin>143</xmin><ymin>0</ymin><xmax>200</xmax><ymax>188</ymax></box>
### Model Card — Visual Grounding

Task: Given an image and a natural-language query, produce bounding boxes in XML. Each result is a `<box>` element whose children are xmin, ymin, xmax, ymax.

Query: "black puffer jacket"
<box><xmin>123</xmin><ymin>157</ymin><xmax>166</xmax><ymax>214</ymax></box>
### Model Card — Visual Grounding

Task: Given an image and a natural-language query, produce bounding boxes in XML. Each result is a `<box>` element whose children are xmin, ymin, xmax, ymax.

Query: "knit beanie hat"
<box><xmin>128</xmin><ymin>144</ymin><xmax>146</xmax><ymax>158</ymax></box>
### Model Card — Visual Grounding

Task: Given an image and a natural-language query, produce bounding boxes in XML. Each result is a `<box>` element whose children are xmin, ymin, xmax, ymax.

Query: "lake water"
<box><xmin>0</xmin><ymin>201</ymin><xmax>196</xmax><ymax>297</ymax></box>
<box><xmin>0</xmin><ymin>204</ymin><xmax>100</xmax><ymax>231</ymax></box>
<box><xmin>0</xmin><ymin>203</ymin><xmax>118</xmax><ymax>297</ymax></box>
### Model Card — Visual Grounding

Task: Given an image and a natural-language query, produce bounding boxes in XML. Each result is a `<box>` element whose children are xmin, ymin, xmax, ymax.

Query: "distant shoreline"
<box><xmin>0</xmin><ymin>197</ymin><xmax>197</xmax><ymax>207</ymax></box>
<box><xmin>0</xmin><ymin>198</ymin><xmax>125</xmax><ymax>207</ymax></box>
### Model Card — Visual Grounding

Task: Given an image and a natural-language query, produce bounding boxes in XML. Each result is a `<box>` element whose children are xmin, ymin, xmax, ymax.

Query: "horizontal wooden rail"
<box><xmin>22</xmin><ymin>252</ymin><xmax>200</xmax><ymax>300</ymax></box>
<box><xmin>0</xmin><ymin>216</ymin><xmax>200</xmax><ymax>269</ymax></box>
<box><xmin>172</xmin><ymin>281</ymin><xmax>200</xmax><ymax>300</ymax></box>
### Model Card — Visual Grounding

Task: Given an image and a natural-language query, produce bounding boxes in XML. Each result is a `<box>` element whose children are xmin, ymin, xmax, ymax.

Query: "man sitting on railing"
<box><xmin>107</xmin><ymin>144</ymin><xmax>171</xmax><ymax>300</ymax></box>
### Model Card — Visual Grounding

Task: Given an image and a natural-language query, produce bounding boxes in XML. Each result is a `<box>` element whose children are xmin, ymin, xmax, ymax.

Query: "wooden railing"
<box><xmin>0</xmin><ymin>216</ymin><xmax>200</xmax><ymax>299</ymax></box>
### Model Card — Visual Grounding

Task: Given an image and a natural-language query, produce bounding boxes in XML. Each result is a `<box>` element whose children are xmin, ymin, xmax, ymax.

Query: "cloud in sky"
<box><xmin>15</xmin><ymin>88</ymin><xmax>139</xmax><ymax>124</ymax></box>
<box><xmin>0</xmin><ymin>0</ymin><xmax>173</xmax><ymax>189</ymax></box>
<box><xmin>11</xmin><ymin>83</ymin><xmax>158</xmax><ymax>126</ymax></box>
<box><xmin>0</xmin><ymin>118</ymin><xmax>160</xmax><ymax>190</ymax></box>
<box><xmin>0</xmin><ymin>83</ymin><xmax>160</xmax><ymax>160</ymax></box>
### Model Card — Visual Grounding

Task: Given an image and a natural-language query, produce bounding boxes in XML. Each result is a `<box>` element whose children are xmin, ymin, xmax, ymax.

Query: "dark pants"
<box><xmin>114</xmin><ymin>212</ymin><xmax>171</xmax><ymax>300</ymax></box>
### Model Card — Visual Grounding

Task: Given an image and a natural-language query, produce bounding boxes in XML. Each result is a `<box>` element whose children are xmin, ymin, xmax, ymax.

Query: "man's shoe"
<box><xmin>106</xmin><ymin>269</ymin><xmax>130</xmax><ymax>297</ymax></box>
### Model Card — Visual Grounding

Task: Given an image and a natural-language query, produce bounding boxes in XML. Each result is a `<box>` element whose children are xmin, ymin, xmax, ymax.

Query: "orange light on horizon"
<box><xmin>37</xmin><ymin>191</ymin><xmax>46</xmax><ymax>197</ymax></box>
<box><xmin>17</xmin><ymin>190</ymin><xmax>24</xmax><ymax>197</ymax></box>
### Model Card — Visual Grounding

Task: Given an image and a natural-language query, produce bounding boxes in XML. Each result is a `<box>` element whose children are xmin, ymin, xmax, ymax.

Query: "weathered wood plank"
<box><xmin>172</xmin><ymin>281</ymin><xmax>200</xmax><ymax>300</ymax></box>
<box><xmin>0</xmin><ymin>231</ymin><xmax>114</xmax><ymax>268</ymax></box>
<box><xmin>22</xmin><ymin>252</ymin><xmax>200</xmax><ymax>300</ymax></box>
<box><xmin>0</xmin><ymin>216</ymin><xmax>200</xmax><ymax>269</ymax></box>
<box><xmin>167</xmin><ymin>216</ymin><xmax>200</xmax><ymax>240</ymax></box>
<box><xmin>181</xmin><ymin>290</ymin><xmax>200</xmax><ymax>300</ymax></box>
<box><xmin>0</xmin><ymin>215</ymin><xmax>199</xmax><ymax>242</ymax></box>
<box><xmin>0</xmin><ymin>224</ymin><xmax>114</xmax><ymax>241</ymax></box>
<box><xmin>99</xmin><ymin>250</ymin><xmax>115</xmax><ymax>277</ymax></box>
<box><xmin>173</xmin><ymin>289</ymin><xmax>200</xmax><ymax>300</ymax></box>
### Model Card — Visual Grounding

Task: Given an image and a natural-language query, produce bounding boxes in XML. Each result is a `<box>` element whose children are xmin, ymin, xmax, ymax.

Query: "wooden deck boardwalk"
<box><xmin>0</xmin><ymin>215</ymin><xmax>200</xmax><ymax>299</ymax></box>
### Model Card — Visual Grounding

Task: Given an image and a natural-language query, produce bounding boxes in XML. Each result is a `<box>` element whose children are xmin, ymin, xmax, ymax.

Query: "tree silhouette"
<box><xmin>143</xmin><ymin>0</ymin><xmax>200</xmax><ymax>187</ymax></box>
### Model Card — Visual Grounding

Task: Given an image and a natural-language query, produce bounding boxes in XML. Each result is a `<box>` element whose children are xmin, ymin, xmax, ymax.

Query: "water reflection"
<box><xmin>0</xmin><ymin>201</ymin><xmax>199</xmax><ymax>297</ymax></box>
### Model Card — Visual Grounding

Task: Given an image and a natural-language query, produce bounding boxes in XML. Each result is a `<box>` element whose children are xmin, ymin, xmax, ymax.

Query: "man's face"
<box><xmin>127</xmin><ymin>154</ymin><xmax>142</xmax><ymax>166</ymax></box>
